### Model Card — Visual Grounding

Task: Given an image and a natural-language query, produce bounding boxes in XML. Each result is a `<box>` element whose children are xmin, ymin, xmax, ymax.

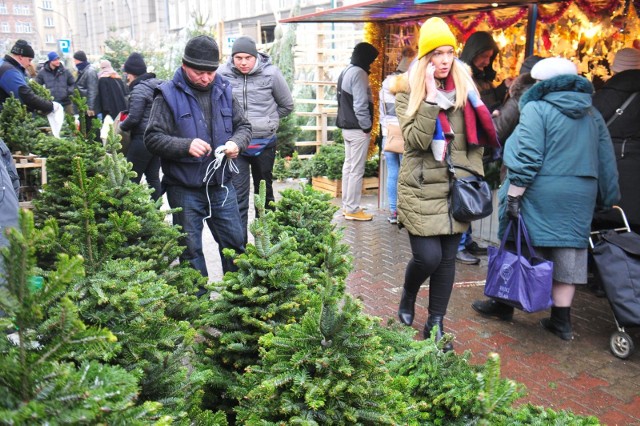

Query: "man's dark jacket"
<box><xmin>145</xmin><ymin>68</ymin><xmax>251</xmax><ymax>187</ymax></box>
<box><xmin>35</xmin><ymin>61</ymin><xmax>75</xmax><ymax>106</ymax></box>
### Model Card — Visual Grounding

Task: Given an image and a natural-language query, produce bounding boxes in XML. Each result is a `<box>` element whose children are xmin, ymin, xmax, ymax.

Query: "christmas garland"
<box><xmin>574</xmin><ymin>0</ymin><xmax>621</xmax><ymax>18</ymax></box>
<box><xmin>538</xmin><ymin>2</ymin><xmax>572</xmax><ymax>23</ymax></box>
<box><xmin>444</xmin><ymin>0</ymin><xmax>635</xmax><ymax>34</ymax></box>
<box><xmin>486</xmin><ymin>8</ymin><xmax>528</xmax><ymax>28</ymax></box>
<box><xmin>446</xmin><ymin>13</ymin><xmax>487</xmax><ymax>38</ymax></box>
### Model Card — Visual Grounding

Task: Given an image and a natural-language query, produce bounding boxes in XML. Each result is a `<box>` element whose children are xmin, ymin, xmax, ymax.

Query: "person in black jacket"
<box><xmin>592</xmin><ymin>47</ymin><xmax>640</xmax><ymax>233</ymax></box>
<box><xmin>97</xmin><ymin>59</ymin><xmax>127</xmax><ymax>120</ymax></box>
<box><xmin>120</xmin><ymin>53</ymin><xmax>162</xmax><ymax>201</ymax></box>
<box><xmin>336</xmin><ymin>42</ymin><xmax>379</xmax><ymax>221</ymax></box>
<box><xmin>0</xmin><ymin>40</ymin><xmax>55</xmax><ymax>114</ymax></box>
<box><xmin>35</xmin><ymin>51</ymin><xmax>75</xmax><ymax>115</ymax></box>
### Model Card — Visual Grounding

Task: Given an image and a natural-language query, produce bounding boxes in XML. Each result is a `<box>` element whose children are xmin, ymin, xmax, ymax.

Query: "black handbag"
<box><xmin>446</xmin><ymin>153</ymin><xmax>493</xmax><ymax>222</ymax></box>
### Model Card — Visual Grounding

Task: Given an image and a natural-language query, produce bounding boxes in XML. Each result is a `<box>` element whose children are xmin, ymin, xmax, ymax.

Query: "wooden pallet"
<box><xmin>312</xmin><ymin>176</ymin><xmax>378</xmax><ymax>198</ymax></box>
<box><xmin>13</xmin><ymin>154</ymin><xmax>47</xmax><ymax>209</ymax></box>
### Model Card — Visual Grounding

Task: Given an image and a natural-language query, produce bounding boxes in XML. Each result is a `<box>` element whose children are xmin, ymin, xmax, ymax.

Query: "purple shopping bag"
<box><xmin>484</xmin><ymin>215</ymin><xmax>553</xmax><ymax>313</ymax></box>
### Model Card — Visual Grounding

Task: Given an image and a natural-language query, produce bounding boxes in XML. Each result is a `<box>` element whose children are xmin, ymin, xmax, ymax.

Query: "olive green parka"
<box><xmin>395</xmin><ymin>76</ymin><xmax>485</xmax><ymax>237</ymax></box>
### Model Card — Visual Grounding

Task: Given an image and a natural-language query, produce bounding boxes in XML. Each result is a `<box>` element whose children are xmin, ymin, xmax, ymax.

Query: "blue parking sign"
<box><xmin>58</xmin><ymin>39</ymin><xmax>71</xmax><ymax>54</ymax></box>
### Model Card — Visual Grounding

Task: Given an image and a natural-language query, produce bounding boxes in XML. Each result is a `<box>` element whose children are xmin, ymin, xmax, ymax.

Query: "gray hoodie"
<box><xmin>217</xmin><ymin>52</ymin><xmax>293</xmax><ymax>139</ymax></box>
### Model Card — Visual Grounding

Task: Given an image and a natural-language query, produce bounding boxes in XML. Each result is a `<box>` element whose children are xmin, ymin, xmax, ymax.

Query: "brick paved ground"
<box><xmin>204</xmin><ymin>181</ymin><xmax>640</xmax><ymax>425</ymax></box>
<box><xmin>339</xmin><ymin>192</ymin><xmax>640</xmax><ymax>426</ymax></box>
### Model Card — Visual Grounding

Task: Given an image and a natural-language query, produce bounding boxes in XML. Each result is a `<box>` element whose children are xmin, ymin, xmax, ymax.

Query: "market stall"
<box><xmin>282</xmin><ymin>0</ymin><xmax>639</xmax><ymax>215</ymax></box>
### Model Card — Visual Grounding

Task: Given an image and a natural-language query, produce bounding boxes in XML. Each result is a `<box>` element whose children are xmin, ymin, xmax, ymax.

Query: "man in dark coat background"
<box><xmin>36</xmin><ymin>51</ymin><xmax>75</xmax><ymax>115</ymax></box>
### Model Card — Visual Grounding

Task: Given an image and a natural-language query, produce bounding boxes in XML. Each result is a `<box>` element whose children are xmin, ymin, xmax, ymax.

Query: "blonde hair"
<box><xmin>405</xmin><ymin>54</ymin><xmax>478</xmax><ymax>117</ymax></box>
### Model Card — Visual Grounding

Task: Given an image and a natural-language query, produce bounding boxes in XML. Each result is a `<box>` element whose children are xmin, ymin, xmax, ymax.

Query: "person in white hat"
<box><xmin>472</xmin><ymin>57</ymin><xmax>620</xmax><ymax>341</ymax></box>
<box><xmin>592</xmin><ymin>47</ymin><xmax>640</xmax><ymax>233</ymax></box>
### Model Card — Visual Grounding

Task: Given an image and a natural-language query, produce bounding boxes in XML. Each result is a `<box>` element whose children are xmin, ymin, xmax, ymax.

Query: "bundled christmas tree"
<box><xmin>268</xmin><ymin>184</ymin><xmax>352</xmax><ymax>282</ymax></box>
<box><xmin>0</xmin><ymin>95</ymin><xmax>44</xmax><ymax>154</ymax></box>
<box><xmin>195</xmin><ymin>182</ymin><xmax>315</xmax><ymax>418</ymax></box>
<box><xmin>30</xmin><ymin>129</ymin><xmax>208</xmax><ymax>416</ymax></box>
<box><xmin>236</xmin><ymin>280</ymin><xmax>409</xmax><ymax>424</ymax></box>
<box><xmin>270</xmin><ymin>4</ymin><xmax>301</xmax><ymax>159</ymax></box>
<box><xmin>0</xmin><ymin>210</ymin><xmax>166</xmax><ymax>423</ymax></box>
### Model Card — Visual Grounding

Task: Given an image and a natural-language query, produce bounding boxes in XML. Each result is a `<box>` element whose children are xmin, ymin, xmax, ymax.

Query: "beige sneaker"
<box><xmin>342</xmin><ymin>207</ymin><xmax>364</xmax><ymax>216</ymax></box>
<box><xmin>344</xmin><ymin>210</ymin><xmax>373</xmax><ymax>221</ymax></box>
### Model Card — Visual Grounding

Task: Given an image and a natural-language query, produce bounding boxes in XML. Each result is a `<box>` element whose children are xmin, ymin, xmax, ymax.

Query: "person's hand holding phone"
<box><xmin>424</xmin><ymin>62</ymin><xmax>438</xmax><ymax>103</ymax></box>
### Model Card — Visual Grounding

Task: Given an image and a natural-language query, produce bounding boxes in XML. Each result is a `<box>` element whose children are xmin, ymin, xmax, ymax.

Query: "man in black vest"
<box><xmin>145</xmin><ymin>36</ymin><xmax>251</xmax><ymax>294</ymax></box>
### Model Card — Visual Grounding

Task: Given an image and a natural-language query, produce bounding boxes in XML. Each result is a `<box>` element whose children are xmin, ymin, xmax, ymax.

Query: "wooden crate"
<box><xmin>312</xmin><ymin>176</ymin><xmax>378</xmax><ymax>197</ymax></box>
<box><xmin>13</xmin><ymin>154</ymin><xmax>47</xmax><ymax>209</ymax></box>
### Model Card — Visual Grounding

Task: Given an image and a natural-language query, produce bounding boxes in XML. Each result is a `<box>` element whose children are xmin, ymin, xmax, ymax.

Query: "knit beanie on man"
<box><xmin>612</xmin><ymin>47</ymin><xmax>640</xmax><ymax>73</ymax></box>
<box><xmin>232</xmin><ymin>36</ymin><xmax>258</xmax><ymax>57</ymax></box>
<box><xmin>47</xmin><ymin>51</ymin><xmax>59</xmax><ymax>62</ymax></box>
<box><xmin>124</xmin><ymin>52</ymin><xmax>147</xmax><ymax>76</ymax></box>
<box><xmin>73</xmin><ymin>50</ymin><xmax>88</xmax><ymax>62</ymax></box>
<box><xmin>182</xmin><ymin>35</ymin><xmax>219</xmax><ymax>71</ymax></box>
<box><xmin>11</xmin><ymin>39</ymin><xmax>35</xmax><ymax>58</ymax></box>
<box><xmin>418</xmin><ymin>17</ymin><xmax>457</xmax><ymax>59</ymax></box>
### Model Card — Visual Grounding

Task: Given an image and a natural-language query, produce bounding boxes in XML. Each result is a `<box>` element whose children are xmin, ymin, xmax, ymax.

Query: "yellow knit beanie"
<box><xmin>418</xmin><ymin>17</ymin><xmax>457</xmax><ymax>59</ymax></box>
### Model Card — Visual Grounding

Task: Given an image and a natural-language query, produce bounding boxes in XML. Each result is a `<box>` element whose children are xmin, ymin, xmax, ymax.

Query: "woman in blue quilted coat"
<box><xmin>472</xmin><ymin>57</ymin><xmax>620</xmax><ymax>340</ymax></box>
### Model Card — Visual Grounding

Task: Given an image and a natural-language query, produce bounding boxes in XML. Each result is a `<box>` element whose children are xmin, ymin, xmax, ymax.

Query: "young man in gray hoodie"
<box><xmin>217</xmin><ymin>36</ymin><xmax>294</xmax><ymax>244</ymax></box>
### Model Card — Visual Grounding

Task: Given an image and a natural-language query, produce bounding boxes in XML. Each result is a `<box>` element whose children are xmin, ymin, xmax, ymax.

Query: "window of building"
<box><xmin>45</xmin><ymin>34</ymin><xmax>55</xmax><ymax>43</ymax></box>
<box><xmin>15</xmin><ymin>22</ymin><xmax>32</xmax><ymax>33</ymax></box>
<box><xmin>45</xmin><ymin>17</ymin><xmax>54</xmax><ymax>27</ymax></box>
<box><xmin>0</xmin><ymin>21</ymin><xmax>9</xmax><ymax>32</ymax></box>
<box><xmin>41</xmin><ymin>1</ymin><xmax>53</xmax><ymax>10</ymax></box>
<box><xmin>0</xmin><ymin>4</ymin><xmax>7</xmax><ymax>14</ymax></box>
<box><xmin>13</xmin><ymin>4</ymin><xmax>31</xmax><ymax>15</ymax></box>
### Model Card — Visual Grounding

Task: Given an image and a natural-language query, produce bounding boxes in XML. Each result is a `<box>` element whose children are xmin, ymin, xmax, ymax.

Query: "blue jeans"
<box><xmin>166</xmin><ymin>184</ymin><xmax>245</xmax><ymax>277</ymax></box>
<box><xmin>458</xmin><ymin>228</ymin><xmax>472</xmax><ymax>251</ymax></box>
<box><xmin>382</xmin><ymin>136</ymin><xmax>402</xmax><ymax>213</ymax></box>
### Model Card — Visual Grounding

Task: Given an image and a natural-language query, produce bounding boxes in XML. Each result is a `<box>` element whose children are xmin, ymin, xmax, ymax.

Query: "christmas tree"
<box><xmin>195</xmin><ymin>182</ymin><xmax>314</xmax><ymax>418</ymax></box>
<box><xmin>236</xmin><ymin>280</ymin><xmax>408</xmax><ymax>424</ymax></box>
<box><xmin>270</xmin><ymin>3</ymin><xmax>301</xmax><ymax>159</ymax></box>
<box><xmin>0</xmin><ymin>96</ymin><xmax>44</xmax><ymax>154</ymax></box>
<box><xmin>267</xmin><ymin>184</ymin><xmax>352</xmax><ymax>283</ymax></box>
<box><xmin>0</xmin><ymin>210</ymin><xmax>165</xmax><ymax>423</ymax></box>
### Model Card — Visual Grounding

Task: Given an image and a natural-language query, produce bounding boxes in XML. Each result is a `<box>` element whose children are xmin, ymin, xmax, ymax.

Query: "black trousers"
<box><xmin>232</xmin><ymin>145</ymin><xmax>277</xmax><ymax>244</ymax></box>
<box><xmin>404</xmin><ymin>233</ymin><xmax>462</xmax><ymax>317</ymax></box>
<box><xmin>126</xmin><ymin>134</ymin><xmax>161</xmax><ymax>201</ymax></box>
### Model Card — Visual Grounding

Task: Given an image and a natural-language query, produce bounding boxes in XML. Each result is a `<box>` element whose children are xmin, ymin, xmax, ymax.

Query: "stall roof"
<box><xmin>280</xmin><ymin>0</ymin><xmax>555</xmax><ymax>23</ymax></box>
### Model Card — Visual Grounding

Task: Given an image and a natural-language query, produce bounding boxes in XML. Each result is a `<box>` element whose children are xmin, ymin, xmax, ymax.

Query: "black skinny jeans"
<box><xmin>126</xmin><ymin>134</ymin><xmax>161</xmax><ymax>201</ymax></box>
<box><xmin>404</xmin><ymin>233</ymin><xmax>462</xmax><ymax>317</ymax></box>
<box><xmin>231</xmin><ymin>145</ymin><xmax>277</xmax><ymax>245</ymax></box>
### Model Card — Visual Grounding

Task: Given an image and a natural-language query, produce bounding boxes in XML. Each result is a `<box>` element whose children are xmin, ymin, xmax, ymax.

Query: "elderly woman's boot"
<box><xmin>540</xmin><ymin>307</ymin><xmax>573</xmax><ymax>340</ymax></box>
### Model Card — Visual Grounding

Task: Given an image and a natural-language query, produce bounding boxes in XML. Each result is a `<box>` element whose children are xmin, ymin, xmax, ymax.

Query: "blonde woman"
<box><xmin>395</xmin><ymin>18</ymin><xmax>499</xmax><ymax>351</ymax></box>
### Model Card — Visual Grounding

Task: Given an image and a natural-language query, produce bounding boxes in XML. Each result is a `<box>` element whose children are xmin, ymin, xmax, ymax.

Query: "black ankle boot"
<box><xmin>471</xmin><ymin>299</ymin><xmax>514</xmax><ymax>321</ymax></box>
<box><xmin>398</xmin><ymin>289</ymin><xmax>418</xmax><ymax>326</ymax></box>
<box><xmin>424</xmin><ymin>315</ymin><xmax>454</xmax><ymax>352</ymax></box>
<box><xmin>540</xmin><ymin>307</ymin><xmax>573</xmax><ymax>341</ymax></box>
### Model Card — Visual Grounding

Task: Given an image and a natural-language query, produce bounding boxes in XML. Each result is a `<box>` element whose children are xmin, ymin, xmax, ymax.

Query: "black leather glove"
<box><xmin>507</xmin><ymin>195</ymin><xmax>521</xmax><ymax>220</ymax></box>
